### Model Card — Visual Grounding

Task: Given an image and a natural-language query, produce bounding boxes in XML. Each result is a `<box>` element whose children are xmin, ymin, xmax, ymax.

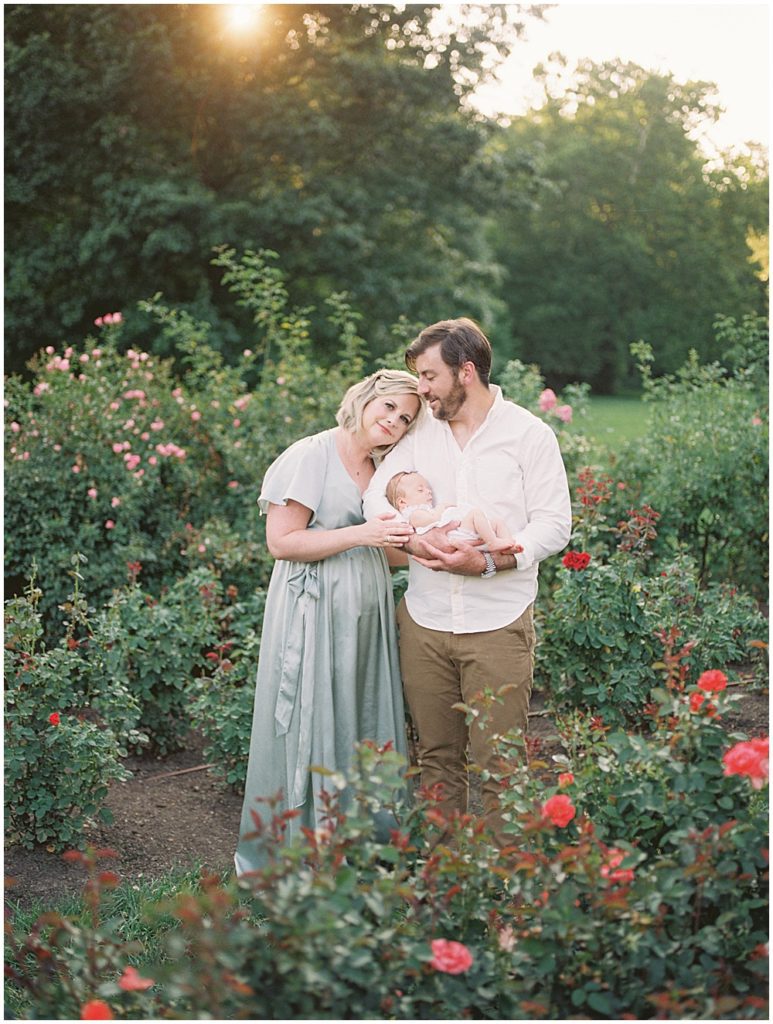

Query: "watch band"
<box><xmin>481</xmin><ymin>551</ymin><xmax>497</xmax><ymax>578</ymax></box>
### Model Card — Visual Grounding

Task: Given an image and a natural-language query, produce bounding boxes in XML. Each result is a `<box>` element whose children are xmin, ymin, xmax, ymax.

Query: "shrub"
<box><xmin>97</xmin><ymin>566</ymin><xmax>224</xmax><ymax>755</ymax></box>
<box><xmin>5</xmin><ymin>732</ymin><xmax>767</xmax><ymax>1020</ymax></box>
<box><xmin>538</xmin><ymin>544</ymin><xmax>767</xmax><ymax>724</ymax></box>
<box><xmin>189</xmin><ymin>588</ymin><xmax>266</xmax><ymax>790</ymax></box>
<box><xmin>621</xmin><ymin>320</ymin><xmax>768</xmax><ymax>594</ymax></box>
<box><xmin>550</xmin><ymin>660</ymin><xmax>768</xmax><ymax>856</ymax></box>
<box><xmin>4</xmin><ymin>249</ymin><xmax>367</xmax><ymax>632</ymax></box>
<box><xmin>4</xmin><ymin>560</ymin><xmax>146</xmax><ymax>850</ymax></box>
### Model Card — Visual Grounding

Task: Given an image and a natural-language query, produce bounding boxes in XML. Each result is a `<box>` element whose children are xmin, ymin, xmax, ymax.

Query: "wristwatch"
<box><xmin>480</xmin><ymin>552</ymin><xmax>497</xmax><ymax>579</ymax></box>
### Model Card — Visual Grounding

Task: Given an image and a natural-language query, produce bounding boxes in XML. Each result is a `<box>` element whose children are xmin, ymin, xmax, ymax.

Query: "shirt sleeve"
<box><xmin>258</xmin><ymin>433</ymin><xmax>327</xmax><ymax>523</ymax></box>
<box><xmin>362</xmin><ymin>433</ymin><xmax>416</xmax><ymax>520</ymax></box>
<box><xmin>514</xmin><ymin>423</ymin><xmax>572</xmax><ymax>571</ymax></box>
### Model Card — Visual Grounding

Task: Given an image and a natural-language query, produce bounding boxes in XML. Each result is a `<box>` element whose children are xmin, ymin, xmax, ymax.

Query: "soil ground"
<box><xmin>4</xmin><ymin>688</ymin><xmax>769</xmax><ymax>911</ymax></box>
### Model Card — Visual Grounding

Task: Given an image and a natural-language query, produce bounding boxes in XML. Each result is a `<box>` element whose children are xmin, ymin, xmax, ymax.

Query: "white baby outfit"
<box><xmin>401</xmin><ymin>502</ymin><xmax>479</xmax><ymax>543</ymax></box>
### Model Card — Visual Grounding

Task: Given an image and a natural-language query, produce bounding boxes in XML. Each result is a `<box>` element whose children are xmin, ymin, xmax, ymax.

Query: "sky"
<box><xmin>470</xmin><ymin>2</ymin><xmax>770</xmax><ymax>152</ymax></box>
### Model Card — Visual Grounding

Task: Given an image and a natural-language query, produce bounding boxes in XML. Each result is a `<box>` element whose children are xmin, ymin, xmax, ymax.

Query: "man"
<box><xmin>363</xmin><ymin>318</ymin><xmax>571</xmax><ymax>847</ymax></box>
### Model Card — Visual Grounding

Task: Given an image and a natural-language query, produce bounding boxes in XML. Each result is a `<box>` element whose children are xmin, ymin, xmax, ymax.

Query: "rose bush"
<box><xmin>538</xmin><ymin>546</ymin><xmax>767</xmax><ymax>724</ymax></box>
<box><xmin>6</xmin><ymin>734</ymin><xmax>768</xmax><ymax>1020</ymax></box>
<box><xmin>4</xmin><ymin>560</ymin><xmax>146</xmax><ymax>849</ymax></box>
<box><xmin>622</xmin><ymin>319</ymin><xmax>768</xmax><ymax>595</ymax></box>
<box><xmin>4</xmin><ymin>249</ymin><xmax>366</xmax><ymax>631</ymax></box>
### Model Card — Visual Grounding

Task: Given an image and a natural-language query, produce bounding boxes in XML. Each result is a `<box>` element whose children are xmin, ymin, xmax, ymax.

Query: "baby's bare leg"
<box><xmin>473</xmin><ymin>512</ymin><xmax>517</xmax><ymax>552</ymax></box>
<box><xmin>466</xmin><ymin>509</ymin><xmax>501</xmax><ymax>547</ymax></box>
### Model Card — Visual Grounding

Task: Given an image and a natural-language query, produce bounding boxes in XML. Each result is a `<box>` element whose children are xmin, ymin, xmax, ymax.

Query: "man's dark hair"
<box><xmin>405</xmin><ymin>317</ymin><xmax>492</xmax><ymax>387</ymax></box>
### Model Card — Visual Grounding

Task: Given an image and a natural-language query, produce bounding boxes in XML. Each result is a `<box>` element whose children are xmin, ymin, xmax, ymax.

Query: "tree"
<box><xmin>488</xmin><ymin>59</ymin><xmax>768</xmax><ymax>391</ymax></box>
<box><xmin>5</xmin><ymin>3</ymin><xmax>541</xmax><ymax>372</ymax></box>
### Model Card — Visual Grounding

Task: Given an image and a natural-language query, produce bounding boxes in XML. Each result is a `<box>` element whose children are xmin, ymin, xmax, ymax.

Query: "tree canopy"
<box><xmin>487</xmin><ymin>58</ymin><xmax>768</xmax><ymax>390</ymax></box>
<box><xmin>4</xmin><ymin>6</ymin><xmax>768</xmax><ymax>390</ymax></box>
<box><xmin>4</xmin><ymin>3</ymin><xmax>532</xmax><ymax>371</ymax></box>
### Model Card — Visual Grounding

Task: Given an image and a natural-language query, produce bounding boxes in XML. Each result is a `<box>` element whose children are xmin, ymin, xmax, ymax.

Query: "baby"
<box><xmin>385</xmin><ymin>470</ymin><xmax>518</xmax><ymax>553</ymax></box>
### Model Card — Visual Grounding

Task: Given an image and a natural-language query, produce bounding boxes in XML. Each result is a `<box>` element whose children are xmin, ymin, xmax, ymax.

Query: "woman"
<box><xmin>234</xmin><ymin>369</ymin><xmax>422</xmax><ymax>874</ymax></box>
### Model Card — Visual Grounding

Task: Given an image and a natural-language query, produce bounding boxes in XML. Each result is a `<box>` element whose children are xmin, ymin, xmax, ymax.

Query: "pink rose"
<box><xmin>723</xmin><ymin>737</ymin><xmax>769</xmax><ymax>789</ymax></box>
<box><xmin>191</xmin><ymin>410</ymin><xmax>201</xmax><ymax>422</ymax></box>
<box><xmin>538</xmin><ymin>388</ymin><xmax>557</xmax><ymax>412</ymax></box>
<box><xmin>105</xmin><ymin>520</ymin><xmax>115</xmax><ymax>530</ymax></box>
<box><xmin>600</xmin><ymin>848</ymin><xmax>635</xmax><ymax>885</ymax></box>
<box><xmin>555</xmin><ymin>404</ymin><xmax>573</xmax><ymax>423</ymax></box>
<box><xmin>429</xmin><ymin>938</ymin><xmax>473</xmax><ymax>974</ymax></box>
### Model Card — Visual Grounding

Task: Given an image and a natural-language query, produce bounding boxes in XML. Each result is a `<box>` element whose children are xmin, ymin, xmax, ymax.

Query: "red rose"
<box><xmin>118</xmin><ymin>966</ymin><xmax>154</xmax><ymax>992</ymax></box>
<box><xmin>542</xmin><ymin>794</ymin><xmax>576</xmax><ymax>827</ymax></box>
<box><xmin>689</xmin><ymin>691</ymin><xmax>705</xmax><ymax>712</ymax></box>
<box><xmin>81</xmin><ymin>1001</ymin><xmax>113</xmax><ymax>1020</ymax></box>
<box><xmin>429</xmin><ymin>938</ymin><xmax>473</xmax><ymax>974</ymax></box>
<box><xmin>48</xmin><ymin>712</ymin><xmax>61</xmax><ymax>726</ymax></box>
<box><xmin>562</xmin><ymin>551</ymin><xmax>591</xmax><ymax>571</ymax></box>
<box><xmin>697</xmin><ymin>669</ymin><xmax>728</xmax><ymax>693</ymax></box>
<box><xmin>558</xmin><ymin>772</ymin><xmax>575</xmax><ymax>787</ymax></box>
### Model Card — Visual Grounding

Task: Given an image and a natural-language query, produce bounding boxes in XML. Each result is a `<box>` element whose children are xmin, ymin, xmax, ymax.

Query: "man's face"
<box><xmin>414</xmin><ymin>345</ymin><xmax>466</xmax><ymax>421</ymax></box>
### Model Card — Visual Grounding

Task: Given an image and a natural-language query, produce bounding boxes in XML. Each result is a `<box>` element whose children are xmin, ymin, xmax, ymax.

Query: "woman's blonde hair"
<box><xmin>336</xmin><ymin>368</ymin><xmax>423</xmax><ymax>458</ymax></box>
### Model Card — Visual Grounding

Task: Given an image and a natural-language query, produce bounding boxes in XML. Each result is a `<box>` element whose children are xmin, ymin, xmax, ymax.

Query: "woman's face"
<box><xmin>361</xmin><ymin>392</ymin><xmax>421</xmax><ymax>447</ymax></box>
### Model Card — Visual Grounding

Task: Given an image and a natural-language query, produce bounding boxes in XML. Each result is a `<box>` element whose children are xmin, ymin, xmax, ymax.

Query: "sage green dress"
<box><xmin>234</xmin><ymin>429</ymin><xmax>407</xmax><ymax>874</ymax></box>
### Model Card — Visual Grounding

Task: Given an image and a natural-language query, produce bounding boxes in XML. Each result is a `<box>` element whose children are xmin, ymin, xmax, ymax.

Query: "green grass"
<box><xmin>578</xmin><ymin>395</ymin><xmax>650</xmax><ymax>445</ymax></box>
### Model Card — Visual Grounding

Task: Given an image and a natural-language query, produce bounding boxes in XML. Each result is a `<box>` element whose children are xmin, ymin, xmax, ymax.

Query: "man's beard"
<box><xmin>433</xmin><ymin>377</ymin><xmax>466</xmax><ymax>421</ymax></box>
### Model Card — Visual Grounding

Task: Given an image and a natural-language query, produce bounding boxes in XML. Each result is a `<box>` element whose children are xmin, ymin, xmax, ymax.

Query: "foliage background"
<box><xmin>4</xmin><ymin>3</ymin><xmax>768</xmax><ymax>390</ymax></box>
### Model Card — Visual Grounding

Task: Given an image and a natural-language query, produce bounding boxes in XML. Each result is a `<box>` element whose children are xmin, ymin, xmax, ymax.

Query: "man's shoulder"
<box><xmin>496</xmin><ymin>395</ymin><xmax>551</xmax><ymax>434</ymax></box>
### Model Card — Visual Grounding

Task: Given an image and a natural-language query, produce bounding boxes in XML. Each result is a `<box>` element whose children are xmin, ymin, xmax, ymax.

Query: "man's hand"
<box><xmin>403</xmin><ymin>522</ymin><xmax>461</xmax><ymax>558</ymax></box>
<box><xmin>411</xmin><ymin>537</ymin><xmax>487</xmax><ymax>576</ymax></box>
<box><xmin>411</xmin><ymin>538</ymin><xmax>525</xmax><ymax>576</ymax></box>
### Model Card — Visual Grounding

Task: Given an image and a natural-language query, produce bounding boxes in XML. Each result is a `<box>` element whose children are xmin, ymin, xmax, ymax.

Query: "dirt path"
<box><xmin>4</xmin><ymin>689</ymin><xmax>767</xmax><ymax>910</ymax></box>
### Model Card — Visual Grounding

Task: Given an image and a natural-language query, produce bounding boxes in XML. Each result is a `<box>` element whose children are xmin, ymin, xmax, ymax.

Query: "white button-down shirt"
<box><xmin>363</xmin><ymin>386</ymin><xmax>572</xmax><ymax>634</ymax></box>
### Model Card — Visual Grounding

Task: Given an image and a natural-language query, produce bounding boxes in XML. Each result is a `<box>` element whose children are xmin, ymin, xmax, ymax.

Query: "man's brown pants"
<box><xmin>396</xmin><ymin>599</ymin><xmax>535</xmax><ymax>848</ymax></box>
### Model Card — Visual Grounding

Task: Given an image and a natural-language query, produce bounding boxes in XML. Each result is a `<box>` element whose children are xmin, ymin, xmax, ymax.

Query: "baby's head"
<box><xmin>386</xmin><ymin>471</ymin><xmax>434</xmax><ymax>511</ymax></box>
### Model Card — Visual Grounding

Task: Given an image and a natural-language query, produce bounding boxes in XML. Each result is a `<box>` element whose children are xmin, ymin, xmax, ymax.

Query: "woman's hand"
<box><xmin>358</xmin><ymin>513</ymin><xmax>414</xmax><ymax>548</ymax></box>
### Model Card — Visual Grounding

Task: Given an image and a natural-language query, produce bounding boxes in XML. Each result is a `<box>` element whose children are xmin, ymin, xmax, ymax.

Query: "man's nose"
<box><xmin>418</xmin><ymin>379</ymin><xmax>430</xmax><ymax>394</ymax></box>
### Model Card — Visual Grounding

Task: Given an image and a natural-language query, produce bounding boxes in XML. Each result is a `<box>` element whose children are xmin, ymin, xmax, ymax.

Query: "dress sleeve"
<box><xmin>258</xmin><ymin>433</ymin><xmax>328</xmax><ymax>523</ymax></box>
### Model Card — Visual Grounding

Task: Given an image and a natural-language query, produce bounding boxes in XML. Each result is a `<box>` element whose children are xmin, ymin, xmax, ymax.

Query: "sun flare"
<box><xmin>223</xmin><ymin>4</ymin><xmax>262</xmax><ymax>36</ymax></box>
